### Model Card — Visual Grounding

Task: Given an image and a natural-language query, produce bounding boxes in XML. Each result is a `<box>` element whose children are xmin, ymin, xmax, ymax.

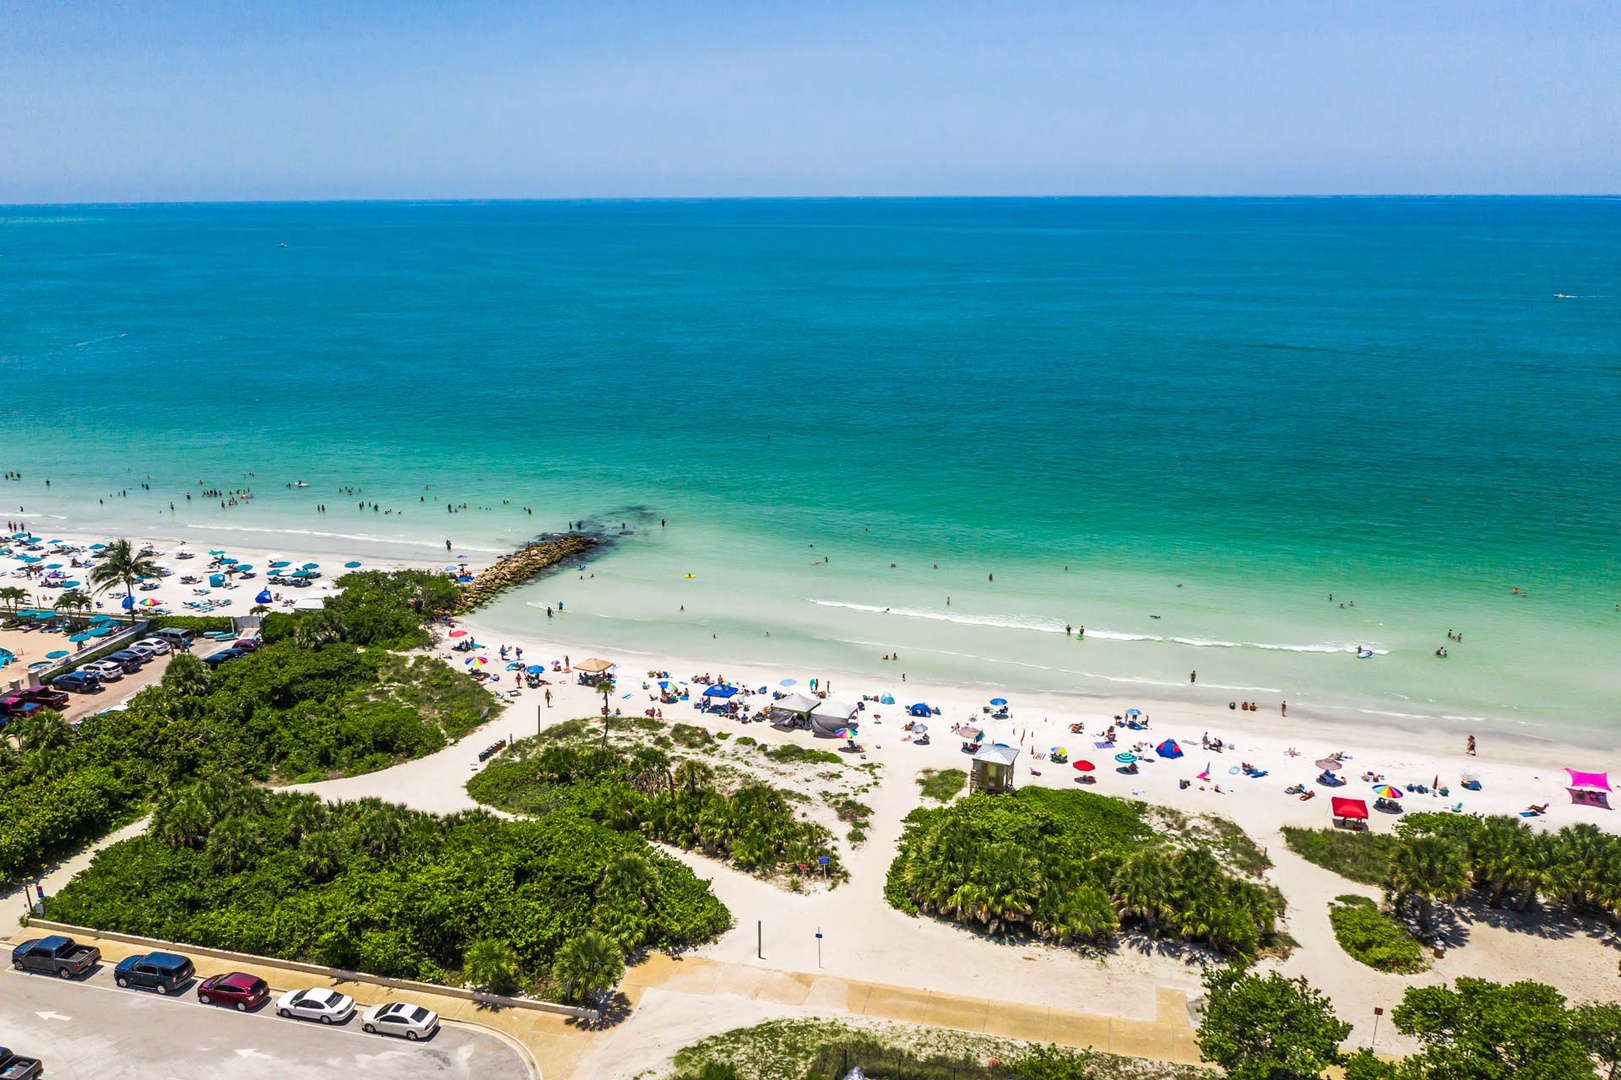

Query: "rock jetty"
<box><xmin>455</xmin><ymin>534</ymin><xmax>597</xmax><ymax>612</ymax></box>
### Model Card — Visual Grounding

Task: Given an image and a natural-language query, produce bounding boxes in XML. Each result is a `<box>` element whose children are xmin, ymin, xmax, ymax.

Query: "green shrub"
<box><xmin>47</xmin><ymin>782</ymin><xmax>730</xmax><ymax>997</ymax></box>
<box><xmin>762</xmin><ymin>743</ymin><xmax>841</xmax><ymax>766</ymax></box>
<box><xmin>1328</xmin><ymin>895</ymin><xmax>1426</xmax><ymax>972</ymax></box>
<box><xmin>916</xmin><ymin>768</ymin><xmax>967</xmax><ymax>803</ymax></box>
<box><xmin>1281</xmin><ymin>826</ymin><xmax>1399</xmax><ymax>886</ymax></box>
<box><xmin>886</xmin><ymin>789</ymin><xmax>1278</xmax><ymax>958</ymax></box>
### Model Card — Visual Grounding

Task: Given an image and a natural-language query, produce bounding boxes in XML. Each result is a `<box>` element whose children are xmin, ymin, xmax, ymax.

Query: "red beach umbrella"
<box><xmin>448</xmin><ymin>630</ymin><xmax>468</xmax><ymax>638</ymax></box>
<box><xmin>1072</xmin><ymin>760</ymin><xmax>1095</xmax><ymax>772</ymax></box>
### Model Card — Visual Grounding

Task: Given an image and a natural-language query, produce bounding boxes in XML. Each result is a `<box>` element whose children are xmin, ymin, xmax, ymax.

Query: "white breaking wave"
<box><xmin>808</xmin><ymin>599</ymin><xmax>1388</xmax><ymax>655</ymax></box>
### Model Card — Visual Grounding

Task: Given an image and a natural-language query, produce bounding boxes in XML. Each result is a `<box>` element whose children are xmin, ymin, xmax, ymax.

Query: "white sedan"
<box><xmin>134</xmin><ymin>637</ymin><xmax>173</xmax><ymax>655</ymax></box>
<box><xmin>275</xmin><ymin>987</ymin><xmax>355</xmax><ymax>1024</ymax></box>
<box><xmin>361</xmin><ymin>1001</ymin><xmax>440</xmax><ymax>1040</ymax></box>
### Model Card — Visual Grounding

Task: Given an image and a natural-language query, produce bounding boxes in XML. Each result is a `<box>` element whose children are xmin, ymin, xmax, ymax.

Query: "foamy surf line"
<box><xmin>809</xmin><ymin>599</ymin><xmax>1388</xmax><ymax>655</ymax></box>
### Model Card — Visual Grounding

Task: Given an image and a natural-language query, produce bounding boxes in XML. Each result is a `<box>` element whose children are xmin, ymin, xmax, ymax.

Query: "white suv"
<box><xmin>134</xmin><ymin>637</ymin><xmax>173</xmax><ymax>655</ymax></box>
<box><xmin>81</xmin><ymin>661</ymin><xmax>125</xmax><ymax>682</ymax></box>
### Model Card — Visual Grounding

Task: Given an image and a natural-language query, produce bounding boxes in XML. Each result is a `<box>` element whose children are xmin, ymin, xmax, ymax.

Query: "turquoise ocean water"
<box><xmin>2</xmin><ymin>199</ymin><xmax>1618</xmax><ymax>741</ymax></box>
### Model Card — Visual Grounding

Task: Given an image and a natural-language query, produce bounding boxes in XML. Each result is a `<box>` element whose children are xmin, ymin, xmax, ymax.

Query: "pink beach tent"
<box><xmin>1566</xmin><ymin>769</ymin><xmax>1611</xmax><ymax>791</ymax></box>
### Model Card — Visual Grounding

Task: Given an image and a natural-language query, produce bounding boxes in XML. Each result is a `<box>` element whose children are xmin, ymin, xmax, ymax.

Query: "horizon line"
<box><xmin>4</xmin><ymin>193</ymin><xmax>1621</xmax><ymax>210</ymax></box>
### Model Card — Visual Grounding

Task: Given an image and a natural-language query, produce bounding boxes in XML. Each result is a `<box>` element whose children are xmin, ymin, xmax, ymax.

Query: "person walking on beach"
<box><xmin>544</xmin><ymin>689</ymin><xmax>553</xmax><ymax>708</ymax></box>
<box><xmin>1281</xmin><ymin>701</ymin><xmax>1287</xmax><ymax>717</ymax></box>
<box><xmin>1190</xmin><ymin>670</ymin><xmax>1197</xmax><ymax>684</ymax></box>
<box><xmin>1466</xmin><ymin>735</ymin><xmax>1476</xmax><ymax>756</ymax></box>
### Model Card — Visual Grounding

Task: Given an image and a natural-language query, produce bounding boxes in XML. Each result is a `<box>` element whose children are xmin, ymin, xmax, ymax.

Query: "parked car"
<box><xmin>0</xmin><ymin>1046</ymin><xmax>44</xmax><ymax>1080</ymax></box>
<box><xmin>231</xmin><ymin>638</ymin><xmax>261</xmax><ymax>652</ymax></box>
<box><xmin>203</xmin><ymin>648</ymin><xmax>247</xmax><ymax>669</ymax></box>
<box><xmin>114</xmin><ymin>951</ymin><xmax>195</xmax><ymax>994</ymax></box>
<box><xmin>104</xmin><ymin>650</ymin><xmax>146</xmax><ymax>672</ymax></box>
<box><xmin>0</xmin><ymin>695</ymin><xmax>41</xmax><ymax>721</ymax></box>
<box><xmin>52</xmin><ymin>670</ymin><xmax>102</xmax><ymax>693</ymax></box>
<box><xmin>275</xmin><ymin>987</ymin><xmax>355</xmax><ymax>1024</ymax></box>
<box><xmin>10</xmin><ymin>936</ymin><xmax>100</xmax><ymax>978</ymax></box>
<box><xmin>153</xmin><ymin>627</ymin><xmax>193</xmax><ymax>647</ymax></box>
<box><xmin>197</xmin><ymin>971</ymin><xmax>270</xmax><ymax>1011</ymax></box>
<box><xmin>361</xmin><ymin>1001</ymin><xmax>439</xmax><ymax>1040</ymax></box>
<box><xmin>19</xmin><ymin>686</ymin><xmax>71</xmax><ymax>710</ymax></box>
<box><xmin>135</xmin><ymin>636</ymin><xmax>173</xmax><ymax>655</ymax></box>
<box><xmin>80</xmin><ymin>661</ymin><xmax>126</xmax><ymax>682</ymax></box>
<box><xmin>126</xmin><ymin>643</ymin><xmax>161</xmax><ymax>662</ymax></box>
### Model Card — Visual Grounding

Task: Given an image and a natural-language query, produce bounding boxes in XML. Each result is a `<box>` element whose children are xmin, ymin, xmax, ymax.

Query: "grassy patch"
<box><xmin>1150</xmin><ymin>807</ymin><xmax>1272</xmax><ymax>878</ymax></box>
<box><xmin>669</xmin><ymin>1017</ymin><xmax>1203</xmax><ymax>1080</ymax></box>
<box><xmin>1328</xmin><ymin>895</ymin><xmax>1427</xmax><ymax>972</ymax></box>
<box><xmin>916</xmin><ymin>768</ymin><xmax>967</xmax><ymax>803</ymax></box>
<box><xmin>763</xmin><ymin>743</ymin><xmax>843</xmax><ymax>766</ymax></box>
<box><xmin>670</xmin><ymin>723</ymin><xmax>716</xmax><ymax>748</ymax></box>
<box><xmin>1281</xmin><ymin>826</ymin><xmax>1399</xmax><ymax>886</ymax></box>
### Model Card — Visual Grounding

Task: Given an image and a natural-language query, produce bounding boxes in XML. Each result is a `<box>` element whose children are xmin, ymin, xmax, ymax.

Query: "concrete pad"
<box><xmin>983</xmin><ymin>1000</ymin><xmax>1053</xmax><ymax>1043</ymax></box>
<box><xmin>802</xmin><ymin>975</ymin><xmax>854</xmax><ymax>1010</ymax></box>
<box><xmin>1043</xmin><ymin>1010</ymin><xmax>1113</xmax><ymax>1050</ymax></box>
<box><xmin>860</xmin><ymin>984</ymin><xmax>934</xmax><ymax>1025</ymax></box>
<box><xmin>921</xmin><ymin>991</ymin><xmax>991</xmax><ymax>1034</ymax></box>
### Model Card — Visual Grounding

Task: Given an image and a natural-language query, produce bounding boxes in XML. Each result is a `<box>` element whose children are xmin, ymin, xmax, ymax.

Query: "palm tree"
<box><xmin>462</xmin><ymin>938</ymin><xmax>520</xmax><ymax>995</ymax></box>
<box><xmin>292</xmin><ymin>611</ymin><xmax>346</xmax><ymax>650</ymax></box>
<box><xmin>354</xmin><ymin>804</ymin><xmax>409</xmax><ymax>856</ymax></box>
<box><xmin>599</xmin><ymin>852</ymin><xmax>659</xmax><ymax>906</ymax></box>
<box><xmin>300</xmin><ymin>830</ymin><xmax>346</xmax><ymax>882</ymax></box>
<box><xmin>553</xmin><ymin>930</ymin><xmax>623</xmax><ymax>1006</ymax></box>
<box><xmin>206</xmin><ymin>815</ymin><xmax>258</xmax><ymax>872</ymax></box>
<box><xmin>673</xmin><ymin>759</ymin><xmax>715</xmax><ymax>795</ymax></box>
<box><xmin>153</xmin><ymin>791</ymin><xmax>213</xmax><ymax>849</ymax></box>
<box><xmin>53</xmin><ymin>589</ymin><xmax>92</xmax><ymax>625</ymax></box>
<box><xmin>284</xmin><ymin>794</ymin><xmax>329</xmax><ymax>844</ymax></box>
<box><xmin>597</xmin><ymin>677</ymin><xmax>617</xmax><ymax>748</ymax></box>
<box><xmin>161</xmin><ymin>651</ymin><xmax>212</xmax><ymax>699</ymax></box>
<box><xmin>1385</xmin><ymin>835</ymin><xmax>1469</xmax><ymax>933</ymax></box>
<box><xmin>87</xmin><ymin>538</ymin><xmax>161</xmax><ymax>621</ymax></box>
<box><xmin>0</xmin><ymin>585</ymin><xmax>27</xmax><ymax>613</ymax></box>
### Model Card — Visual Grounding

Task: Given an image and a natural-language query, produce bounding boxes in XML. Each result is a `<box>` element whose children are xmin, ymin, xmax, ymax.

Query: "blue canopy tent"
<box><xmin>255</xmin><ymin>590</ymin><xmax>273</xmax><ymax>604</ymax></box>
<box><xmin>209</xmin><ymin>574</ymin><xmax>226</xmax><ymax>587</ymax></box>
<box><xmin>703</xmin><ymin>685</ymin><xmax>738</xmax><ymax>698</ymax></box>
<box><xmin>908</xmin><ymin>702</ymin><xmax>933</xmax><ymax>717</ymax></box>
<box><xmin>1156</xmin><ymin>739</ymin><xmax>1184</xmax><ymax>759</ymax></box>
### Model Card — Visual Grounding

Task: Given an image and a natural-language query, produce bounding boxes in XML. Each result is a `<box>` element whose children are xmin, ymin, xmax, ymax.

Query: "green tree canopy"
<box><xmin>1196</xmin><ymin>966</ymin><xmax>1350</xmax><ymax>1080</ymax></box>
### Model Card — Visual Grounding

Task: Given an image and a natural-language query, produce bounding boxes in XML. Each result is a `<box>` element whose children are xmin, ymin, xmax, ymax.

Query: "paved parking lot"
<box><xmin>0</xmin><ymin>966</ymin><xmax>532</xmax><ymax>1080</ymax></box>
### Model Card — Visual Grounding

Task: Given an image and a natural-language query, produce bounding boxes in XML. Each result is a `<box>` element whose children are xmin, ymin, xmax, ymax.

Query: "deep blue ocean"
<box><xmin>3</xmin><ymin>199</ymin><xmax>1619</xmax><ymax>737</ymax></box>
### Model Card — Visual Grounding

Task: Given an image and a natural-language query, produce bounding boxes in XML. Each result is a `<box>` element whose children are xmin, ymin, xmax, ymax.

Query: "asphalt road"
<box><xmin>0</xmin><ymin>967</ymin><xmax>531</xmax><ymax>1080</ymax></box>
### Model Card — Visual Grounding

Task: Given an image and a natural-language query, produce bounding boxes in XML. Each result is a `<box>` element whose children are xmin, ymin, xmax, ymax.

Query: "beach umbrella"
<box><xmin>44</xmin><ymin>563</ymin><xmax>62</xmax><ymax>569</ymax></box>
<box><xmin>1050</xmin><ymin>745</ymin><xmax>1063</xmax><ymax>755</ymax></box>
<box><xmin>465</xmin><ymin>656</ymin><xmax>488</xmax><ymax>666</ymax></box>
<box><xmin>46</xmin><ymin>650</ymin><xmax>69</xmax><ymax>659</ymax></box>
<box><xmin>301</xmin><ymin>563</ymin><xmax>319</xmax><ymax>570</ymax></box>
<box><xmin>208</xmin><ymin>549</ymin><xmax>226</xmax><ymax>555</ymax></box>
<box><xmin>1072</xmin><ymin>760</ymin><xmax>1095</xmax><ymax>772</ymax></box>
<box><xmin>780</xmin><ymin>678</ymin><xmax>797</xmax><ymax>686</ymax></box>
<box><xmin>1314</xmin><ymin>757</ymin><xmax>1343</xmax><ymax>771</ymax></box>
<box><xmin>91</xmin><ymin>625</ymin><xmax>116</xmax><ymax>636</ymax></box>
<box><xmin>1114</xmin><ymin>752</ymin><xmax>1138</xmax><ymax>764</ymax></box>
<box><xmin>836</xmin><ymin>728</ymin><xmax>855</xmax><ymax>739</ymax></box>
<box><xmin>703</xmin><ymin>685</ymin><xmax>738</xmax><ymax>698</ymax></box>
<box><xmin>269</xmin><ymin>560</ymin><xmax>291</xmax><ymax>568</ymax></box>
<box><xmin>527</xmin><ymin>665</ymin><xmax>546</xmax><ymax>674</ymax></box>
<box><xmin>59</xmin><ymin>580</ymin><xmax>79</xmax><ymax>588</ymax></box>
<box><xmin>911</xmin><ymin>723</ymin><xmax>929</xmax><ymax>734</ymax></box>
<box><xmin>121</xmin><ymin>595</ymin><xmax>135</xmax><ymax>609</ymax></box>
<box><xmin>1125</xmin><ymin>708</ymin><xmax>1142</xmax><ymax>717</ymax></box>
<box><xmin>255</xmin><ymin>590</ymin><xmax>273</xmax><ymax>604</ymax></box>
<box><xmin>235</xmin><ymin>564</ymin><xmax>254</xmax><ymax>571</ymax></box>
<box><xmin>989</xmin><ymin>697</ymin><xmax>1008</xmax><ymax>706</ymax></box>
<box><xmin>1372</xmin><ymin>785</ymin><xmax>1403</xmax><ymax>799</ymax></box>
<box><xmin>69</xmin><ymin>632</ymin><xmax>95</xmax><ymax>643</ymax></box>
<box><xmin>89</xmin><ymin>543</ymin><xmax>106</xmax><ymax>550</ymax></box>
<box><xmin>344</xmin><ymin>561</ymin><xmax>361</xmax><ymax>568</ymax></box>
<box><xmin>448</xmin><ymin>629</ymin><xmax>468</xmax><ymax>638</ymax></box>
<box><xmin>219</xmin><ymin>556</ymin><xmax>239</xmax><ymax>564</ymax></box>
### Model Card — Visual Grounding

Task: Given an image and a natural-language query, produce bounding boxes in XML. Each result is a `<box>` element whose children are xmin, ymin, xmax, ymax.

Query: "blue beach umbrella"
<box><xmin>526</xmin><ymin>665</ymin><xmax>546</xmax><ymax>674</ymax></box>
<box><xmin>59</xmin><ymin>580</ymin><xmax>79</xmax><ymax>588</ymax></box>
<box><xmin>703</xmin><ymin>685</ymin><xmax>738</xmax><ymax>698</ymax></box>
<box><xmin>89</xmin><ymin>543</ymin><xmax>107</xmax><ymax>550</ymax></box>
<box><xmin>208</xmin><ymin>549</ymin><xmax>226</xmax><ymax>556</ymax></box>
<box><xmin>46</xmin><ymin>650</ymin><xmax>69</xmax><ymax>659</ymax></box>
<box><xmin>234</xmin><ymin>563</ymin><xmax>254</xmax><ymax>571</ymax></box>
<box><xmin>121</xmin><ymin>595</ymin><xmax>135</xmax><ymax>609</ymax></box>
<box><xmin>91</xmin><ymin>625</ymin><xmax>116</xmax><ymax>636</ymax></box>
<box><xmin>780</xmin><ymin>678</ymin><xmax>797</xmax><ymax>686</ymax></box>
<box><xmin>301</xmin><ymin>563</ymin><xmax>319</xmax><ymax>570</ymax></box>
<box><xmin>269</xmin><ymin>560</ymin><xmax>291</xmax><ymax>568</ymax></box>
<box><xmin>69</xmin><ymin>632</ymin><xmax>96</xmax><ymax>643</ymax></box>
<box><xmin>255</xmin><ymin>590</ymin><xmax>273</xmax><ymax>604</ymax></box>
<box><xmin>989</xmin><ymin>697</ymin><xmax>1008</xmax><ymax>706</ymax></box>
<box><xmin>44</xmin><ymin>563</ymin><xmax>63</xmax><ymax>569</ymax></box>
<box><xmin>220</xmin><ymin>556</ymin><xmax>239</xmax><ymax>564</ymax></box>
<box><xmin>344</xmin><ymin>561</ymin><xmax>361</xmax><ymax>568</ymax></box>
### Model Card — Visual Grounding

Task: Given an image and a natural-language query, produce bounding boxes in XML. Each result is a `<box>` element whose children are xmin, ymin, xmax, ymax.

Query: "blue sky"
<box><xmin>2</xmin><ymin>0</ymin><xmax>1618</xmax><ymax>200</ymax></box>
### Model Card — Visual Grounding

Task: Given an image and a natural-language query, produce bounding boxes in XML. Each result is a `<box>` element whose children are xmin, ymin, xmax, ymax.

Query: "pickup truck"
<box><xmin>0</xmin><ymin>1047</ymin><xmax>44</xmax><ymax>1080</ymax></box>
<box><xmin>11</xmin><ymin>935</ymin><xmax>100</xmax><ymax>978</ymax></box>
